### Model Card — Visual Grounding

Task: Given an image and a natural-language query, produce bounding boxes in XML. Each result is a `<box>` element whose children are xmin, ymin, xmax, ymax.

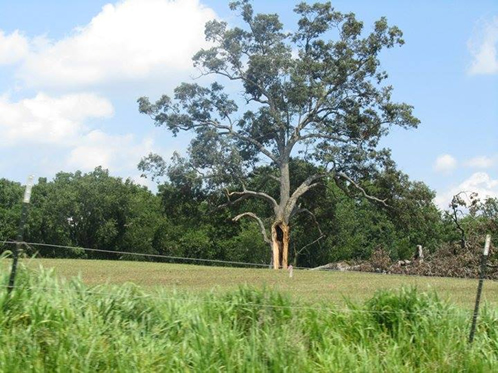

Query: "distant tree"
<box><xmin>138</xmin><ymin>1</ymin><xmax>419</xmax><ymax>269</ymax></box>
<box><xmin>453</xmin><ymin>194</ymin><xmax>497</xmax><ymax>246</ymax></box>
<box><xmin>155</xmin><ymin>161</ymin><xmax>271</xmax><ymax>265</ymax></box>
<box><xmin>478</xmin><ymin>197</ymin><xmax>498</xmax><ymax>232</ymax></box>
<box><xmin>27</xmin><ymin>168</ymin><xmax>166</xmax><ymax>258</ymax></box>
<box><xmin>0</xmin><ymin>179</ymin><xmax>23</xmax><ymax>246</ymax></box>
<box><xmin>364</xmin><ymin>167</ymin><xmax>443</xmax><ymax>254</ymax></box>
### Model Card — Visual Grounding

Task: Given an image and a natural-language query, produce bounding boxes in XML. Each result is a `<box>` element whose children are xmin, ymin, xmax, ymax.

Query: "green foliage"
<box><xmin>286</xmin><ymin>169</ymin><xmax>444</xmax><ymax>266</ymax></box>
<box><xmin>0</xmin><ymin>179</ymin><xmax>23</xmax><ymax>241</ymax></box>
<box><xmin>0</xmin><ymin>160</ymin><xmax>448</xmax><ymax>267</ymax></box>
<box><xmin>8</xmin><ymin>168</ymin><xmax>167</xmax><ymax>259</ymax></box>
<box><xmin>0</xmin><ymin>266</ymin><xmax>497</xmax><ymax>372</ymax></box>
<box><xmin>441</xmin><ymin>195</ymin><xmax>498</xmax><ymax>251</ymax></box>
<box><xmin>223</xmin><ymin>220</ymin><xmax>270</xmax><ymax>264</ymax></box>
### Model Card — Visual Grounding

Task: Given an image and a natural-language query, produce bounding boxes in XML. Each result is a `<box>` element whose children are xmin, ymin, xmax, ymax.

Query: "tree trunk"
<box><xmin>271</xmin><ymin>221</ymin><xmax>290</xmax><ymax>269</ymax></box>
<box><xmin>272</xmin><ymin>227</ymin><xmax>280</xmax><ymax>269</ymax></box>
<box><xmin>270</xmin><ymin>156</ymin><xmax>291</xmax><ymax>270</ymax></box>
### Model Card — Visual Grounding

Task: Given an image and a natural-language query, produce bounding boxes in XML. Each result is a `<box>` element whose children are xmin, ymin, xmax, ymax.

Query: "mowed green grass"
<box><xmin>10</xmin><ymin>258</ymin><xmax>498</xmax><ymax>309</ymax></box>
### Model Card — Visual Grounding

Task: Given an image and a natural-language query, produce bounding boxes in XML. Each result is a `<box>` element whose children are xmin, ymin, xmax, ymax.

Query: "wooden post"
<box><xmin>469</xmin><ymin>234</ymin><xmax>491</xmax><ymax>344</ymax></box>
<box><xmin>7</xmin><ymin>176</ymin><xmax>34</xmax><ymax>294</ymax></box>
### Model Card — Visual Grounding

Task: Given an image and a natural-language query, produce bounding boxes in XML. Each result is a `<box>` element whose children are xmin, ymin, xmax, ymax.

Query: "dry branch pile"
<box><xmin>320</xmin><ymin>239</ymin><xmax>498</xmax><ymax>279</ymax></box>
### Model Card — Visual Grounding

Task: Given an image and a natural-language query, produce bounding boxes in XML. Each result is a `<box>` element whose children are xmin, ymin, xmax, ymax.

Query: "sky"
<box><xmin>0</xmin><ymin>0</ymin><xmax>497</xmax><ymax>209</ymax></box>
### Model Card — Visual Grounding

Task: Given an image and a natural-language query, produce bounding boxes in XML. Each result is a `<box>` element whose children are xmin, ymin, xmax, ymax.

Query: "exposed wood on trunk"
<box><xmin>271</xmin><ymin>224</ymin><xmax>280</xmax><ymax>269</ymax></box>
<box><xmin>281</xmin><ymin>223</ymin><xmax>289</xmax><ymax>269</ymax></box>
<box><xmin>271</xmin><ymin>222</ymin><xmax>290</xmax><ymax>269</ymax></box>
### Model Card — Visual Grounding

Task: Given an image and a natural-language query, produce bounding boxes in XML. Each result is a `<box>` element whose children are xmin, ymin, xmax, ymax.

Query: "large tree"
<box><xmin>138</xmin><ymin>0</ymin><xmax>419</xmax><ymax>269</ymax></box>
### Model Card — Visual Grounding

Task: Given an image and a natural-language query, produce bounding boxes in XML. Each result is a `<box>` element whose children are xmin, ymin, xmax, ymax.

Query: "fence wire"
<box><xmin>1</xmin><ymin>240</ymin><xmax>493</xmax><ymax>317</ymax></box>
<box><xmin>1</xmin><ymin>240</ymin><xmax>310</xmax><ymax>270</ymax></box>
<box><xmin>0</xmin><ymin>283</ymin><xmax>474</xmax><ymax>316</ymax></box>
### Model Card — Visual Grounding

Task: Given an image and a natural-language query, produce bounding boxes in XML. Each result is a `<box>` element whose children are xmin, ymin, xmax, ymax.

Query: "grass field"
<box><xmin>1</xmin><ymin>264</ymin><xmax>498</xmax><ymax>372</ymax></box>
<box><xmin>10</xmin><ymin>258</ymin><xmax>498</xmax><ymax>309</ymax></box>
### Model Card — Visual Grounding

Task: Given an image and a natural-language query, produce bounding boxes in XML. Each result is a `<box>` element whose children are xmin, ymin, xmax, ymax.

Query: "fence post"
<box><xmin>468</xmin><ymin>234</ymin><xmax>491</xmax><ymax>344</ymax></box>
<box><xmin>7</xmin><ymin>175</ymin><xmax>34</xmax><ymax>294</ymax></box>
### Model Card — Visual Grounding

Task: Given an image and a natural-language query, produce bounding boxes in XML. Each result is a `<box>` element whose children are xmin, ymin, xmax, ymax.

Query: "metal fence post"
<box><xmin>468</xmin><ymin>234</ymin><xmax>491</xmax><ymax>344</ymax></box>
<box><xmin>7</xmin><ymin>175</ymin><xmax>34</xmax><ymax>294</ymax></box>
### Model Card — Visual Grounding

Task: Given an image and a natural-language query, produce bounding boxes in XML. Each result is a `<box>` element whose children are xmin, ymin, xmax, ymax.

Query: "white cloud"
<box><xmin>0</xmin><ymin>0</ymin><xmax>213</xmax><ymax>183</ymax></box>
<box><xmin>435</xmin><ymin>172</ymin><xmax>498</xmax><ymax>209</ymax></box>
<box><xmin>66</xmin><ymin>130</ymin><xmax>156</xmax><ymax>172</ymax></box>
<box><xmin>0</xmin><ymin>30</ymin><xmax>29</xmax><ymax>65</ymax></box>
<box><xmin>0</xmin><ymin>93</ymin><xmax>114</xmax><ymax>146</ymax></box>
<box><xmin>0</xmin><ymin>92</ymin><xmax>169</xmax><ymax>182</ymax></box>
<box><xmin>468</xmin><ymin>16</ymin><xmax>498</xmax><ymax>75</ymax></box>
<box><xmin>17</xmin><ymin>0</ymin><xmax>216</xmax><ymax>90</ymax></box>
<box><xmin>433</xmin><ymin>154</ymin><xmax>457</xmax><ymax>174</ymax></box>
<box><xmin>464</xmin><ymin>155</ymin><xmax>497</xmax><ymax>169</ymax></box>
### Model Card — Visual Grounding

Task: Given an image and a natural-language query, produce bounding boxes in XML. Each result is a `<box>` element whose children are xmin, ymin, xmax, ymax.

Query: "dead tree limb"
<box><xmin>233</xmin><ymin>212</ymin><xmax>271</xmax><ymax>245</ymax></box>
<box><xmin>293</xmin><ymin>207</ymin><xmax>325</xmax><ymax>236</ymax></box>
<box><xmin>291</xmin><ymin>207</ymin><xmax>326</xmax><ymax>266</ymax></box>
<box><xmin>335</xmin><ymin>173</ymin><xmax>389</xmax><ymax>207</ymax></box>
<box><xmin>450</xmin><ymin>192</ymin><xmax>469</xmax><ymax>250</ymax></box>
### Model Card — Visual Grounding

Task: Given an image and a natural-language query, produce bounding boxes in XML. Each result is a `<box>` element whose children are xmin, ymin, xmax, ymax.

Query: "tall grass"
<box><xmin>0</xmin><ymin>263</ymin><xmax>497</xmax><ymax>372</ymax></box>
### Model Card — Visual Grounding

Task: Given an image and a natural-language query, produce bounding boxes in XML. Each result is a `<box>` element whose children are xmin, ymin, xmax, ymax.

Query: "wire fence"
<box><xmin>2</xmin><ymin>239</ymin><xmax>494</xmax><ymax>282</ymax></box>
<box><xmin>0</xmin><ymin>240</ymin><xmax>311</xmax><ymax>270</ymax></box>
<box><xmin>0</xmin><ymin>282</ymin><xmax>475</xmax><ymax>316</ymax></box>
<box><xmin>0</xmin><ymin>239</ymin><xmax>493</xmax><ymax>321</ymax></box>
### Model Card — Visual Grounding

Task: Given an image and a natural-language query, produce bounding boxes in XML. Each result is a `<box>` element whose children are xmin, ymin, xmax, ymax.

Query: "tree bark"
<box><xmin>271</xmin><ymin>221</ymin><xmax>290</xmax><ymax>269</ymax></box>
<box><xmin>282</xmin><ymin>223</ymin><xmax>289</xmax><ymax>269</ymax></box>
<box><xmin>271</xmin><ymin>223</ymin><xmax>280</xmax><ymax>269</ymax></box>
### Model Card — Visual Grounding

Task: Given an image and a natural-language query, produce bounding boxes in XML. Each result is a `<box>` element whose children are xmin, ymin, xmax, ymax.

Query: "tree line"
<box><xmin>1</xmin><ymin>165</ymin><xmax>493</xmax><ymax>268</ymax></box>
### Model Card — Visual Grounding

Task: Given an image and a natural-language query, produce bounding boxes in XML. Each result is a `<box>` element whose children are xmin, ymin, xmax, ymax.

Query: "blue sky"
<box><xmin>0</xmin><ymin>0</ymin><xmax>497</xmax><ymax>208</ymax></box>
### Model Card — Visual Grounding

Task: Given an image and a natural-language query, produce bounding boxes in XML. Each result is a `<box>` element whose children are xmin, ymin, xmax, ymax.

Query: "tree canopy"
<box><xmin>139</xmin><ymin>0</ymin><xmax>420</xmax><ymax>269</ymax></box>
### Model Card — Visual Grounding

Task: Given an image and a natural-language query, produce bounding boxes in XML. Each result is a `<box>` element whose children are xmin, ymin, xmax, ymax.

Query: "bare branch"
<box><xmin>218</xmin><ymin>188</ymin><xmax>278</xmax><ymax>211</ymax></box>
<box><xmin>233</xmin><ymin>212</ymin><xmax>271</xmax><ymax>244</ymax></box>
<box><xmin>268</xmin><ymin>175</ymin><xmax>280</xmax><ymax>182</ymax></box>
<box><xmin>295</xmin><ymin>234</ymin><xmax>326</xmax><ymax>259</ymax></box>
<box><xmin>450</xmin><ymin>191</ymin><xmax>470</xmax><ymax>250</ymax></box>
<box><xmin>207</xmin><ymin>121</ymin><xmax>280</xmax><ymax>164</ymax></box>
<box><xmin>285</xmin><ymin>173</ymin><xmax>327</xmax><ymax>216</ymax></box>
<box><xmin>292</xmin><ymin>207</ymin><xmax>326</xmax><ymax>265</ymax></box>
<box><xmin>292</xmin><ymin>208</ymin><xmax>324</xmax><ymax>237</ymax></box>
<box><xmin>228</xmin><ymin>189</ymin><xmax>278</xmax><ymax>209</ymax></box>
<box><xmin>292</xmin><ymin>174</ymin><xmax>326</xmax><ymax>200</ymax></box>
<box><xmin>335</xmin><ymin>173</ymin><xmax>389</xmax><ymax>207</ymax></box>
<box><xmin>217</xmin><ymin>193</ymin><xmax>250</xmax><ymax>210</ymax></box>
